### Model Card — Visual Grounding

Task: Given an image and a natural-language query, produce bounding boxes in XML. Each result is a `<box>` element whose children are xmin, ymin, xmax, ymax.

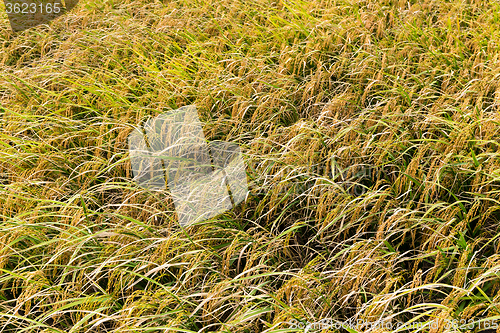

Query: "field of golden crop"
<box><xmin>1</xmin><ymin>0</ymin><xmax>500</xmax><ymax>331</ymax></box>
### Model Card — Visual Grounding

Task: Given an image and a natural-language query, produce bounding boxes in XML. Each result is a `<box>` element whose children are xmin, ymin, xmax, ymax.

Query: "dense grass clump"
<box><xmin>1</xmin><ymin>0</ymin><xmax>500</xmax><ymax>331</ymax></box>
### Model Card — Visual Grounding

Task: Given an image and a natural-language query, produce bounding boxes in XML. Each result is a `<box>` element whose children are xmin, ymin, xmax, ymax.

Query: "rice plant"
<box><xmin>1</xmin><ymin>0</ymin><xmax>500</xmax><ymax>331</ymax></box>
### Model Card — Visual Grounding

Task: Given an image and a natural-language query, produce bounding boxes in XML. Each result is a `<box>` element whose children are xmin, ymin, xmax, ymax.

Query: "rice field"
<box><xmin>1</xmin><ymin>0</ymin><xmax>500</xmax><ymax>332</ymax></box>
